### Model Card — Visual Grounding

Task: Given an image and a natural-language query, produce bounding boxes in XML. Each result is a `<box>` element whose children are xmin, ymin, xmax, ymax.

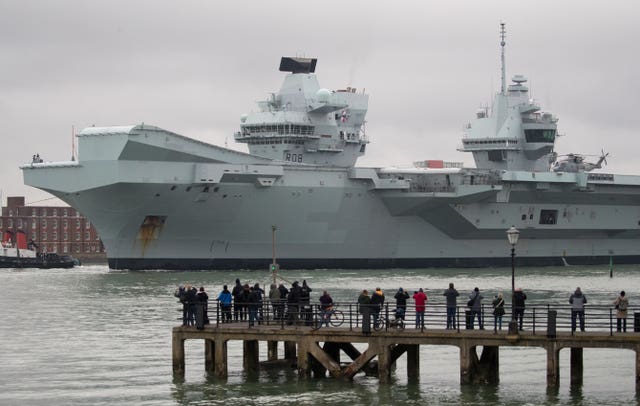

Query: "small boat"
<box><xmin>0</xmin><ymin>230</ymin><xmax>76</xmax><ymax>269</ymax></box>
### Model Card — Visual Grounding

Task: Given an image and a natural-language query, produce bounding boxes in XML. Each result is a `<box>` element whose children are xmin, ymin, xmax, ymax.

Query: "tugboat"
<box><xmin>0</xmin><ymin>229</ymin><xmax>76</xmax><ymax>269</ymax></box>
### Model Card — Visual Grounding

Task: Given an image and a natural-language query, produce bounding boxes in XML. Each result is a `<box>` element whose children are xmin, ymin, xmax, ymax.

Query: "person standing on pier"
<box><xmin>319</xmin><ymin>290</ymin><xmax>334</xmax><ymax>327</ymax></box>
<box><xmin>269</xmin><ymin>283</ymin><xmax>280</xmax><ymax>320</ymax></box>
<box><xmin>443</xmin><ymin>283</ymin><xmax>459</xmax><ymax>329</ymax></box>
<box><xmin>240</xmin><ymin>284</ymin><xmax>251</xmax><ymax>321</ymax></box>
<box><xmin>358</xmin><ymin>289</ymin><xmax>371</xmax><ymax>335</ymax></box>
<box><xmin>174</xmin><ymin>285</ymin><xmax>188</xmax><ymax>326</ymax></box>
<box><xmin>370</xmin><ymin>287</ymin><xmax>385</xmax><ymax>329</ymax></box>
<box><xmin>253</xmin><ymin>283</ymin><xmax>264</xmax><ymax>322</ymax></box>
<box><xmin>513</xmin><ymin>288</ymin><xmax>527</xmax><ymax>331</ymax></box>
<box><xmin>277</xmin><ymin>283</ymin><xmax>289</xmax><ymax>320</ymax></box>
<box><xmin>232</xmin><ymin>278</ymin><xmax>243</xmax><ymax>321</ymax></box>
<box><xmin>492</xmin><ymin>293</ymin><xmax>505</xmax><ymax>331</ymax></box>
<box><xmin>217</xmin><ymin>285</ymin><xmax>232</xmax><ymax>323</ymax></box>
<box><xmin>394</xmin><ymin>288</ymin><xmax>409</xmax><ymax>321</ymax></box>
<box><xmin>413</xmin><ymin>288</ymin><xmax>427</xmax><ymax>329</ymax></box>
<box><xmin>569</xmin><ymin>287</ymin><xmax>587</xmax><ymax>332</ymax></box>
<box><xmin>247</xmin><ymin>285</ymin><xmax>261</xmax><ymax>327</ymax></box>
<box><xmin>185</xmin><ymin>285</ymin><xmax>198</xmax><ymax>326</ymax></box>
<box><xmin>613</xmin><ymin>290</ymin><xmax>629</xmax><ymax>332</ymax></box>
<box><xmin>197</xmin><ymin>287</ymin><xmax>210</xmax><ymax>326</ymax></box>
<box><xmin>468</xmin><ymin>287</ymin><xmax>484</xmax><ymax>330</ymax></box>
<box><xmin>300</xmin><ymin>280</ymin><xmax>313</xmax><ymax>325</ymax></box>
<box><xmin>287</xmin><ymin>281</ymin><xmax>302</xmax><ymax>325</ymax></box>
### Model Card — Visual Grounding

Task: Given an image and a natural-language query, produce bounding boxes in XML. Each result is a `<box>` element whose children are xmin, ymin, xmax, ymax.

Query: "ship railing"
<box><xmin>408</xmin><ymin>185</ymin><xmax>456</xmax><ymax>193</ymax></box>
<box><xmin>180</xmin><ymin>301</ymin><xmax>638</xmax><ymax>335</ymax></box>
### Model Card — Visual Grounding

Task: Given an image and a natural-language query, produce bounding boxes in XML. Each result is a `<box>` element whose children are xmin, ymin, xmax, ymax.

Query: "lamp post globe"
<box><xmin>506</xmin><ymin>226</ymin><xmax>520</xmax><ymax>334</ymax></box>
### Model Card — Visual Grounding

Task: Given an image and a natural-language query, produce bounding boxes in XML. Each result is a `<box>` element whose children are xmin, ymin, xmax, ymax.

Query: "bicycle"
<box><xmin>373</xmin><ymin>308</ymin><xmax>405</xmax><ymax>331</ymax></box>
<box><xmin>312</xmin><ymin>306</ymin><xmax>344</xmax><ymax>329</ymax></box>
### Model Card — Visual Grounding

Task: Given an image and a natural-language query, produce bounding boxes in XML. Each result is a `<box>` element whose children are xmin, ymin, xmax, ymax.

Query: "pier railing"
<box><xmin>179</xmin><ymin>300</ymin><xmax>637</xmax><ymax>336</ymax></box>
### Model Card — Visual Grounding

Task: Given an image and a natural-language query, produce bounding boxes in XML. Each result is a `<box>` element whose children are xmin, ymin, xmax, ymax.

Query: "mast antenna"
<box><xmin>500</xmin><ymin>22</ymin><xmax>507</xmax><ymax>95</ymax></box>
<box><xmin>71</xmin><ymin>125</ymin><xmax>76</xmax><ymax>161</ymax></box>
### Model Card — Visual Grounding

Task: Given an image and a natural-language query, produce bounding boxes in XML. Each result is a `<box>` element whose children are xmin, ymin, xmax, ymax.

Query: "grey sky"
<box><xmin>2</xmin><ymin>0</ymin><xmax>639</xmax><ymax>205</ymax></box>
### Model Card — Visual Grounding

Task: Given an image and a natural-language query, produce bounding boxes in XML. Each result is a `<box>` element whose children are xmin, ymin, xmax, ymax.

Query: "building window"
<box><xmin>42</xmin><ymin>232</ymin><xmax>47</xmax><ymax>240</ymax></box>
<box><xmin>42</xmin><ymin>219</ymin><xmax>47</xmax><ymax>229</ymax></box>
<box><xmin>32</xmin><ymin>220</ymin><xmax>36</xmax><ymax>229</ymax></box>
<box><xmin>8</xmin><ymin>219</ymin><xmax>12</xmax><ymax>228</ymax></box>
<box><xmin>17</xmin><ymin>219</ymin><xmax>23</xmax><ymax>228</ymax></box>
<box><xmin>75</xmin><ymin>232</ymin><xmax>80</xmax><ymax>241</ymax></box>
<box><xmin>64</xmin><ymin>232</ymin><xmax>68</xmax><ymax>241</ymax></box>
<box><xmin>53</xmin><ymin>209</ymin><xmax>57</xmax><ymax>217</ymax></box>
<box><xmin>86</xmin><ymin>221</ymin><xmax>90</xmax><ymax>230</ymax></box>
<box><xmin>85</xmin><ymin>232</ymin><xmax>90</xmax><ymax>240</ymax></box>
<box><xmin>0</xmin><ymin>219</ymin><xmax>3</xmax><ymax>228</ymax></box>
<box><xmin>52</xmin><ymin>221</ymin><xmax>57</xmax><ymax>230</ymax></box>
<box><xmin>76</xmin><ymin>219</ymin><xmax>81</xmax><ymax>229</ymax></box>
<box><xmin>9</xmin><ymin>210</ymin><xmax>13</xmax><ymax>217</ymax></box>
<box><xmin>63</xmin><ymin>244</ymin><xmax>68</xmax><ymax>253</ymax></box>
<box><xmin>63</xmin><ymin>219</ymin><xmax>68</xmax><ymax>229</ymax></box>
<box><xmin>63</xmin><ymin>209</ymin><xmax>68</xmax><ymax>217</ymax></box>
<box><xmin>53</xmin><ymin>232</ymin><xmax>58</xmax><ymax>241</ymax></box>
<box><xmin>85</xmin><ymin>245</ymin><xmax>91</xmax><ymax>253</ymax></box>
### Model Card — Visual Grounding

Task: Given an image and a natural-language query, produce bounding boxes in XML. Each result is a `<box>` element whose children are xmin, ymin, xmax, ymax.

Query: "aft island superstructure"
<box><xmin>22</xmin><ymin>27</ymin><xmax>640</xmax><ymax>270</ymax></box>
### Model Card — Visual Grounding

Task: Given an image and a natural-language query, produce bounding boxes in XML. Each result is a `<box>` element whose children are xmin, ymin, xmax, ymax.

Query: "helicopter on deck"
<box><xmin>552</xmin><ymin>150</ymin><xmax>609</xmax><ymax>173</ymax></box>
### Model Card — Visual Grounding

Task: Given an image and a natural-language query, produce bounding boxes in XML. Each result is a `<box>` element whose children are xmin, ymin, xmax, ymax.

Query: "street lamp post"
<box><xmin>506</xmin><ymin>226</ymin><xmax>520</xmax><ymax>335</ymax></box>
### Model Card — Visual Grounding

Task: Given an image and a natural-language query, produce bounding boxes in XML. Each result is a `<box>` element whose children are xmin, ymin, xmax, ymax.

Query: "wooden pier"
<box><xmin>172</xmin><ymin>322</ymin><xmax>640</xmax><ymax>388</ymax></box>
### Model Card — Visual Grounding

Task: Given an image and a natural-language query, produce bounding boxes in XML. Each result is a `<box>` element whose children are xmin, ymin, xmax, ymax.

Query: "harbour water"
<box><xmin>1</xmin><ymin>264</ymin><xmax>639</xmax><ymax>405</ymax></box>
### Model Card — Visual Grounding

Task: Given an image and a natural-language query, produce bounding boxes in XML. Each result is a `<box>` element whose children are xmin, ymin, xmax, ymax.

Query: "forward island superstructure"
<box><xmin>22</xmin><ymin>26</ymin><xmax>640</xmax><ymax>270</ymax></box>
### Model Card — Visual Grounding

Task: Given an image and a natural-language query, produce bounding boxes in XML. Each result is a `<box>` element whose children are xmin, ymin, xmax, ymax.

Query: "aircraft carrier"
<box><xmin>21</xmin><ymin>26</ymin><xmax>640</xmax><ymax>270</ymax></box>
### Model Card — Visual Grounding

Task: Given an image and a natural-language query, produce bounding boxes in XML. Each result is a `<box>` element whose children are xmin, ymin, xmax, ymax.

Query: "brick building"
<box><xmin>1</xmin><ymin>196</ymin><xmax>106</xmax><ymax>262</ymax></box>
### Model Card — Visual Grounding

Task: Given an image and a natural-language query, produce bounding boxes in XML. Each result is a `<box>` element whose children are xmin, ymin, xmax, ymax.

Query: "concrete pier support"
<box><xmin>378</xmin><ymin>344</ymin><xmax>392</xmax><ymax>384</ymax></box>
<box><xmin>570</xmin><ymin>347</ymin><xmax>583</xmax><ymax>385</ymax></box>
<box><xmin>267</xmin><ymin>341</ymin><xmax>278</xmax><ymax>361</ymax></box>
<box><xmin>478</xmin><ymin>346</ymin><xmax>499</xmax><ymax>384</ymax></box>
<box><xmin>297</xmin><ymin>340</ymin><xmax>311</xmax><ymax>379</ymax></box>
<box><xmin>205</xmin><ymin>339</ymin><xmax>215</xmax><ymax>373</ymax></box>
<box><xmin>284</xmin><ymin>341</ymin><xmax>297</xmax><ymax>360</ymax></box>
<box><xmin>460</xmin><ymin>344</ymin><xmax>499</xmax><ymax>384</ymax></box>
<box><xmin>243</xmin><ymin>340</ymin><xmax>259</xmax><ymax>374</ymax></box>
<box><xmin>406</xmin><ymin>344</ymin><xmax>420</xmax><ymax>382</ymax></box>
<box><xmin>214</xmin><ymin>339</ymin><xmax>228</xmax><ymax>378</ymax></box>
<box><xmin>172</xmin><ymin>335</ymin><xmax>185</xmax><ymax>375</ymax></box>
<box><xmin>636</xmin><ymin>346</ymin><xmax>640</xmax><ymax>389</ymax></box>
<box><xmin>460</xmin><ymin>343</ymin><xmax>473</xmax><ymax>385</ymax></box>
<box><xmin>546</xmin><ymin>344</ymin><xmax>560</xmax><ymax>387</ymax></box>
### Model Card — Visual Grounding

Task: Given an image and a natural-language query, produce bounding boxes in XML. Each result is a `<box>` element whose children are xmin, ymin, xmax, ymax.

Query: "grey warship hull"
<box><xmin>22</xmin><ymin>125</ymin><xmax>640</xmax><ymax>270</ymax></box>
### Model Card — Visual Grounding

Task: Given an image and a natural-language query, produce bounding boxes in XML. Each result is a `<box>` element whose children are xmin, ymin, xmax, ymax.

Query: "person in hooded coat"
<box><xmin>287</xmin><ymin>281</ymin><xmax>302</xmax><ymax>325</ymax></box>
<box><xmin>217</xmin><ymin>285</ymin><xmax>232</xmax><ymax>323</ymax></box>
<box><xmin>468</xmin><ymin>287</ymin><xmax>484</xmax><ymax>330</ymax></box>
<box><xmin>613</xmin><ymin>290</ymin><xmax>629</xmax><ymax>332</ymax></box>
<box><xmin>569</xmin><ymin>287</ymin><xmax>587</xmax><ymax>332</ymax></box>
<box><xmin>394</xmin><ymin>288</ymin><xmax>409</xmax><ymax>321</ymax></box>
<box><xmin>231</xmin><ymin>278</ymin><xmax>243</xmax><ymax>321</ymax></box>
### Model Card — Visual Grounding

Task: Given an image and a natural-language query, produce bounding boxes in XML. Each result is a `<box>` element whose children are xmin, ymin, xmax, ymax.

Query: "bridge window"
<box><xmin>525</xmin><ymin>129</ymin><xmax>555</xmax><ymax>143</ymax></box>
<box><xmin>539</xmin><ymin>209</ymin><xmax>558</xmax><ymax>225</ymax></box>
<box><xmin>488</xmin><ymin>150</ymin><xmax>506</xmax><ymax>162</ymax></box>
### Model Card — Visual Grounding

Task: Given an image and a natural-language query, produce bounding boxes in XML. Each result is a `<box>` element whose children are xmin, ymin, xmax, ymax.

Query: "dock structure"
<box><xmin>172</xmin><ymin>307</ymin><xmax>640</xmax><ymax>388</ymax></box>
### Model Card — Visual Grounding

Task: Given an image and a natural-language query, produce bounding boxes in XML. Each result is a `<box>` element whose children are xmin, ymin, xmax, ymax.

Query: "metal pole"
<box><xmin>511</xmin><ymin>246</ymin><xmax>515</xmax><ymax>320</ymax></box>
<box><xmin>508</xmin><ymin>246</ymin><xmax>519</xmax><ymax>334</ymax></box>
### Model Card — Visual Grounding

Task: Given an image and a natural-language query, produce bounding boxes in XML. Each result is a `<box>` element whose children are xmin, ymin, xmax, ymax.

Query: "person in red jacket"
<box><xmin>413</xmin><ymin>288</ymin><xmax>428</xmax><ymax>329</ymax></box>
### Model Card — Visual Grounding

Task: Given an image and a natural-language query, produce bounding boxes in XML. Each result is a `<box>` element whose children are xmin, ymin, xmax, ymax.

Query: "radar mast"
<box><xmin>500</xmin><ymin>22</ymin><xmax>506</xmax><ymax>95</ymax></box>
